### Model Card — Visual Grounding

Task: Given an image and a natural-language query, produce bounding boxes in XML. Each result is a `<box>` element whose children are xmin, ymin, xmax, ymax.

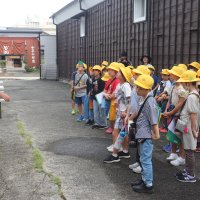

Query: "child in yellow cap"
<box><xmin>104</xmin><ymin>67</ymin><xmax>132</xmax><ymax>163</ymax></box>
<box><xmin>175</xmin><ymin>70</ymin><xmax>200</xmax><ymax>183</ymax></box>
<box><xmin>155</xmin><ymin>69</ymin><xmax>172</xmax><ymax>134</ymax></box>
<box><xmin>91</xmin><ymin>65</ymin><xmax>107</xmax><ymax>129</ymax></box>
<box><xmin>103</xmin><ymin>62</ymin><xmax>120</xmax><ymax>136</ymax></box>
<box><xmin>163</xmin><ymin>66</ymin><xmax>188</xmax><ymax>165</ymax></box>
<box><xmin>196</xmin><ymin>69</ymin><xmax>200</xmax><ymax>153</ymax></box>
<box><xmin>131</xmin><ymin>74</ymin><xmax>160</xmax><ymax>194</ymax></box>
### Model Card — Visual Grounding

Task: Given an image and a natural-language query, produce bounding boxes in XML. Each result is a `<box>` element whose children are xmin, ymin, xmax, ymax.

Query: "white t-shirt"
<box><xmin>115</xmin><ymin>82</ymin><xmax>131</xmax><ymax>112</ymax></box>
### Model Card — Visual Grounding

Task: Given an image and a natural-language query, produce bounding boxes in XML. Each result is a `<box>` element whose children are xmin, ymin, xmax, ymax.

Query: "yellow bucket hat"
<box><xmin>197</xmin><ymin>69</ymin><xmax>200</xmax><ymax>78</ymax></box>
<box><xmin>89</xmin><ymin>66</ymin><xmax>93</xmax><ymax>71</ymax></box>
<box><xmin>168</xmin><ymin>66</ymin><xmax>187</xmax><ymax>78</ymax></box>
<box><xmin>189</xmin><ymin>62</ymin><xmax>200</xmax><ymax>70</ymax></box>
<box><xmin>120</xmin><ymin>67</ymin><xmax>132</xmax><ymax>83</ymax></box>
<box><xmin>148</xmin><ymin>65</ymin><xmax>155</xmax><ymax>71</ymax></box>
<box><xmin>177</xmin><ymin>70</ymin><xmax>200</xmax><ymax>83</ymax></box>
<box><xmin>101</xmin><ymin>72</ymin><xmax>110</xmax><ymax>82</ymax></box>
<box><xmin>127</xmin><ymin>65</ymin><xmax>135</xmax><ymax>70</ymax></box>
<box><xmin>133</xmin><ymin>65</ymin><xmax>151</xmax><ymax>75</ymax></box>
<box><xmin>117</xmin><ymin>63</ymin><xmax>126</xmax><ymax>68</ymax></box>
<box><xmin>107</xmin><ymin>62</ymin><xmax>120</xmax><ymax>72</ymax></box>
<box><xmin>93</xmin><ymin>65</ymin><xmax>102</xmax><ymax>72</ymax></box>
<box><xmin>134</xmin><ymin>74</ymin><xmax>154</xmax><ymax>90</ymax></box>
<box><xmin>178</xmin><ymin>64</ymin><xmax>188</xmax><ymax>70</ymax></box>
<box><xmin>161</xmin><ymin>69</ymin><xmax>170</xmax><ymax>75</ymax></box>
<box><xmin>102</xmin><ymin>61</ymin><xmax>109</xmax><ymax>67</ymax></box>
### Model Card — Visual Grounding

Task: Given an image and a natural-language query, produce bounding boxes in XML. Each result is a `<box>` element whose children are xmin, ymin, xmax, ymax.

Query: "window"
<box><xmin>80</xmin><ymin>16</ymin><xmax>85</xmax><ymax>37</ymax></box>
<box><xmin>133</xmin><ymin>0</ymin><xmax>147</xmax><ymax>23</ymax></box>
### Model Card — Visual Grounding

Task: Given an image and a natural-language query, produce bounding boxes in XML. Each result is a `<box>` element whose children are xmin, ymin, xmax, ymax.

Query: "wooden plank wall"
<box><xmin>57</xmin><ymin>0</ymin><xmax>200</xmax><ymax>79</ymax></box>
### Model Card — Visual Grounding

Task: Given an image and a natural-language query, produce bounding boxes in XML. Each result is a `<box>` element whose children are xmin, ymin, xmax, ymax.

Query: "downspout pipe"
<box><xmin>52</xmin><ymin>16</ymin><xmax>59</xmax><ymax>80</ymax></box>
<box><xmin>79</xmin><ymin>0</ymin><xmax>87</xmax><ymax>63</ymax></box>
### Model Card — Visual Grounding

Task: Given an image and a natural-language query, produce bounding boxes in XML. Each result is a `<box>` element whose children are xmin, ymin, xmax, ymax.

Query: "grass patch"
<box><xmin>17</xmin><ymin>120</ymin><xmax>66</xmax><ymax>200</ymax></box>
<box><xmin>32</xmin><ymin>148</ymin><xmax>44</xmax><ymax>171</ymax></box>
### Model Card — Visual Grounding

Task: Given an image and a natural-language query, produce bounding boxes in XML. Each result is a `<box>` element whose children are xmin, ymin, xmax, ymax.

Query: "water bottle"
<box><xmin>101</xmin><ymin>97</ymin><xmax>106</xmax><ymax>108</ymax></box>
<box><xmin>114</xmin><ymin>130</ymin><xmax>127</xmax><ymax>150</ymax></box>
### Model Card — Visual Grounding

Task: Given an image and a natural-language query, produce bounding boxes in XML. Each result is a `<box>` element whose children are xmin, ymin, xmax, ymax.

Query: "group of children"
<box><xmin>70</xmin><ymin>55</ymin><xmax>200</xmax><ymax>194</ymax></box>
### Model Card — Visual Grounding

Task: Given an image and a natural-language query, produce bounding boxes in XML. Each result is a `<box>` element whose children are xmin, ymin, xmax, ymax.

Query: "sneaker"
<box><xmin>92</xmin><ymin>124</ymin><xmax>99</xmax><ymax>129</ymax></box>
<box><xmin>175</xmin><ymin>169</ymin><xmax>187</xmax><ymax>177</ymax></box>
<box><xmin>170</xmin><ymin>157</ymin><xmax>185</xmax><ymax>166</ymax></box>
<box><xmin>103</xmin><ymin>155</ymin><xmax>120</xmax><ymax>163</ymax></box>
<box><xmin>132</xmin><ymin>181</ymin><xmax>154</xmax><ymax>194</ymax></box>
<box><xmin>159</xmin><ymin>127</ymin><xmax>167</xmax><ymax>133</ymax></box>
<box><xmin>162</xmin><ymin>143</ymin><xmax>172</xmax><ymax>153</ymax></box>
<box><xmin>176</xmin><ymin>174</ymin><xmax>196</xmax><ymax>183</ymax></box>
<box><xmin>107</xmin><ymin>144</ymin><xmax>113</xmax><ymax>150</ymax></box>
<box><xmin>105</xmin><ymin>127</ymin><xmax>113</xmax><ymax>134</ymax></box>
<box><xmin>85</xmin><ymin>120</ymin><xmax>94</xmax><ymax>125</ymax></box>
<box><xmin>118</xmin><ymin>151</ymin><xmax>131</xmax><ymax>159</ymax></box>
<box><xmin>166</xmin><ymin>153</ymin><xmax>178</xmax><ymax>161</ymax></box>
<box><xmin>131</xmin><ymin>179</ymin><xmax>143</xmax><ymax>187</ymax></box>
<box><xmin>129</xmin><ymin>162</ymin><xmax>140</xmax><ymax>170</ymax></box>
<box><xmin>132</xmin><ymin>166</ymin><xmax>142</xmax><ymax>174</ymax></box>
<box><xmin>71</xmin><ymin>109</ymin><xmax>76</xmax><ymax>115</ymax></box>
<box><xmin>76</xmin><ymin>115</ymin><xmax>84</xmax><ymax>122</ymax></box>
<box><xmin>97</xmin><ymin>125</ymin><xmax>107</xmax><ymax>130</ymax></box>
<box><xmin>107</xmin><ymin>145</ymin><xmax>123</xmax><ymax>152</ymax></box>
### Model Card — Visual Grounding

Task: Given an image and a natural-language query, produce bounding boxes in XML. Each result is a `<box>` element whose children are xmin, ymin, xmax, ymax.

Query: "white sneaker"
<box><xmin>166</xmin><ymin>153</ymin><xmax>178</xmax><ymax>161</ymax></box>
<box><xmin>170</xmin><ymin>157</ymin><xmax>185</xmax><ymax>166</ymax></box>
<box><xmin>107</xmin><ymin>144</ymin><xmax>122</xmax><ymax>152</ymax></box>
<box><xmin>132</xmin><ymin>166</ymin><xmax>142</xmax><ymax>174</ymax></box>
<box><xmin>107</xmin><ymin>146</ymin><xmax>113</xmax><ymax>152</ymax></box>
<box><xmin>129</xmin><ymin>162</ymin><xmax>140</xmax><ymax>170</ymax></box>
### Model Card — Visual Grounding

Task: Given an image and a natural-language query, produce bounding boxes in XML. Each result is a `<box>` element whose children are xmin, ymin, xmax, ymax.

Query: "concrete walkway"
<box><xmin>1</xmin><ymin>79</ymin><xmax>200</xmax><ymax>200</ymax></box>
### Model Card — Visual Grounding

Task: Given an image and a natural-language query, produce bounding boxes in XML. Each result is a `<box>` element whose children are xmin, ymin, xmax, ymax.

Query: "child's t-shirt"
<box><xmin>130</xmin><ymin>88</ymin><xmax>141</xmax><ymax>114</ymax></box>
<box><xmin>104</xmin><ymin>78</ymin><xmax>120</xmax><ymax>95</ymax></box>
<box><xmin>180</xmin><ymin>91</ymin><xmax>200</xmax><ymax>150</ymax></box>
<box><xmin>75</xmin><ymin>72</ymin><xmax>88</xmax><ymax>97</ymax></box>
<box><xmin>169</xmin><ymin>84</ymin><xmax>188</xmax><ymax>115</ymax></box>
<box><xmin>115</xmin><ymin>82</ymin><xmax>131</xmax><ymax>112</ymax></box>
<box><xmin>136</xmin><ymin>94</ymin><xmax>158</xmax><ymax>139</ymax></box>
<box><xmin>91</xmin><ymin>77</ymin><xmax>105</xmax><ymax>100</ymax></box>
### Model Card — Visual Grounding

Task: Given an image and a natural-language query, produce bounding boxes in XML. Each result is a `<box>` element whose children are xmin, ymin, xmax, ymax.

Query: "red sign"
<box><xmin>0</xmin><ymin>37</ymin><xmax>39</xmax><ymax>67</ymax></box>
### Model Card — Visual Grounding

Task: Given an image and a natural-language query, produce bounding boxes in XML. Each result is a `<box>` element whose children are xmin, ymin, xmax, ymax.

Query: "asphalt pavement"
<box><xmin>1</xmin><ymin>79</ymin><xmax>200</xmax><ymax>200</ymax></box>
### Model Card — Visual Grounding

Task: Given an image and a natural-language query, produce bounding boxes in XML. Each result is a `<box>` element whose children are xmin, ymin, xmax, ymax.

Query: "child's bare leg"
<box><xmin>112</xmin><ymin>128</ymin><xmax>119</xmax><ymax>144</ymax></box>
<box><xmin>78</xmin><ymin>104</ymin><xmax>82</xmax><ymax>115</ymax></box>
<box><xmin>71</xmin><ymin>100</ymin><xmax>75</xmax><ymax>110</ymax></box>
<box><xmin>123</xmin><ymin>135</ymin><xmax>129</xmax><ymax>151</ymax></box>
<box><xmin>179</xmin><ymin>144</ymin><xmax>185</xmax><ymax>159</ymax></box>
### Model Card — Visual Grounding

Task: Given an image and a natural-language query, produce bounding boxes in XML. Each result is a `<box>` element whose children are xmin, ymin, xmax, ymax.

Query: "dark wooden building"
<box><xmin>52</xmin><ymin>0</ymin><xmax>200</xmax><ymax>79</ymax></box>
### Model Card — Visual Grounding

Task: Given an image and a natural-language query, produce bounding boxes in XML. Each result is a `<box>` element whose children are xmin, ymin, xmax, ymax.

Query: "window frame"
<box><xmin>133</xmin><ymin>0</ymin><xmax>147</xmax><ymax>23</ymax></box>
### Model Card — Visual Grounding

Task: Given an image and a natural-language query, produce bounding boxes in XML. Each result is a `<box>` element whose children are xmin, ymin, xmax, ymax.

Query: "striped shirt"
<box><xmin>136</xmin><ymin>94</ymin><xmax>158</xmax><ymax>139</ymax></box>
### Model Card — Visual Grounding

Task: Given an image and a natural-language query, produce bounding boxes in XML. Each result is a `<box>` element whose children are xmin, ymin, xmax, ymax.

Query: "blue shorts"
<box><xmin>75</xmin><ymin>95</ymin><xmax>86</xmax><ymax>105</ymax></box>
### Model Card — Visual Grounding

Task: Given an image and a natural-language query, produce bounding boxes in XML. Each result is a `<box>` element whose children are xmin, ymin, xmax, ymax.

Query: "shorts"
<box><xmin>75</xmin><ymin>95</ymin><xmax>86</xmax><ymax>105</ymax></box>
<box><xmin>114</xmin><ymin>111</ymin><xmax>123</xmax><ymax>130</ymax></box>
<box><xmin>109</xmin><ymin>99</ymin><xmax>116</xmax><ymax>121</ymax></box>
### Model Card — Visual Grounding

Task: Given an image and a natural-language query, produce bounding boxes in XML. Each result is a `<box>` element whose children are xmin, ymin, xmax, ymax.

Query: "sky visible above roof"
<box><xmin>0</xmin><ymin>0</ymin><xmax>73</xmax><ymax>27</ymax></box>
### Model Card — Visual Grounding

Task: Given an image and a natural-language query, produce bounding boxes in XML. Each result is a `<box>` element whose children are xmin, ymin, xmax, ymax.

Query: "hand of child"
<box><xmin>163</xmin><ymin>112</ymin><xmax>171</xmax><ymax>118</ymax></box>
<box><xmin>192</xmin><ymin>130</ymin><xmax>199</xmax><ymax>138</ymax></box>
<box><xmin>74</xmin><ymin>86</ymin><xmax>80</xmax><ymax>91</ymax></box>
<box><xmin>0</xmin><ymin>92</ymin><xmax>10</xmax><ymax>102</ymax></box>
<box><xmin>152</xmin><ymin>132</ymin><xmax>160</xmax><ymax>140</ymax></box>
<box><xmin>120</xmin><ymin>111</ymin><xmax>126</xmax><ymax>119</ymax></box>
